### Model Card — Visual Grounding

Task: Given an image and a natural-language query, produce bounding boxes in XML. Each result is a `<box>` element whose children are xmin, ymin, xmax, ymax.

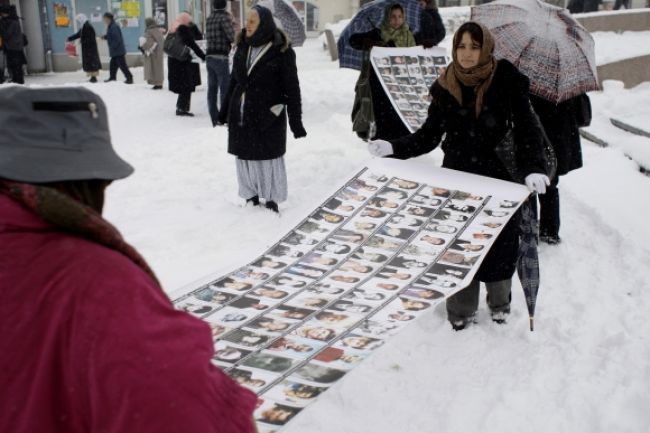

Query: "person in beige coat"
<box><xmin>140</xmin><ymin>18</ymin><xmax>164</xmax><ymax>89</ymax></box>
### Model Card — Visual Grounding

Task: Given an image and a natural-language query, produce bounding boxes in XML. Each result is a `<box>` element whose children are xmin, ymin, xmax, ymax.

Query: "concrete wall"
<box><xmin>576</xmin><ymin>9</ymin><xmax>650</xmax><ymax>32</ymax></box>
<box><xmin>597</xmin><ymin>54</ymin><xmax>650</xmax><ymax>88</ymax></box>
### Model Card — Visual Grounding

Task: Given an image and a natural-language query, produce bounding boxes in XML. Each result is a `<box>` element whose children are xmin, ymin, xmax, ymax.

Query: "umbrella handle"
<box><xmin>529</xmin><ymin>316</ymin><xmax>534</xmax><ymax>332</ymax></box>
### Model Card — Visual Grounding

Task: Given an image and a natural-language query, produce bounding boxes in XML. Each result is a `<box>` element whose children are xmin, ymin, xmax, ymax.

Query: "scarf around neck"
<box><xmin>380</xmin><ymin>6</ymin><xmax>415</xmax><ymax>48</ymax></box>
<box><xmin>0</xmin><ymin>180</ymin><xmax>160</xmax><ymax>286</ymax></box>
<box><xmin>438</xmin><ymin>22</ymin><xmax>497</xmax><ymax>118</ymax></box>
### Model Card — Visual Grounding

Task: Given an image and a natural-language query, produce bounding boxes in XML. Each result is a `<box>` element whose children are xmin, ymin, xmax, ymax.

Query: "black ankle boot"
<box><xmin>89</xmin><ymin>76</ymin><xmax>98</xmax><ymax>83</ymax></box>
<box><xmin>265</xmin><ymin>201</ymin><xmax>279</xmax><ymax>213</ymax></box>
<box><xmin>246</xmin><ymin>196</ymin><xmax>260</xmax><ymax>207</ymax></box>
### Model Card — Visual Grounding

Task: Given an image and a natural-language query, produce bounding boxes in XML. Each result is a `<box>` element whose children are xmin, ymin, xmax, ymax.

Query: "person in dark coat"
<box><xmin>218</xmin><ymin>5</ymin><xmax>306</xmax><ymax>213</ymax></box>
<box><xmin>567</xmin><ymin>0</ymin><xmax>585</xmax><ymax>13</ymax></box>
<box><xmin>415</xmin><ymin>0</ymin><xmax>446</xmax><ymax>48</ymax></box>
<box><xmin>368</xmin><ymin>22</ymin><xmax>550</xmax><ymax>331</ymax></box>
<box><xmin>582</xmin><ymin>0</ymin><xmax>601</xmax><ymax>12</ymax></box>
<box><xmin>0</xmin><ymin>85</ymin><xmax>258</xmax><ymax>433</ymax></box>
<box><xmin>530</xmin><ymin>94</ymin><xmax>584</xmax><ymax>244</ymax></box>
<box><xmin>102</xmin><ymin>12</ymin><xmax>133</xmax><ymax>84</ymax></box>
<box><xmin>67</xmin><ymin>14</ymin><xmax>102</xmax><ymax>83</ymax></box>
<box><xmin>349</xmin><ymin>4</ymin><xmax>416</xmax><ymax>141</ymax></box>
<box><xmin>167</xmin><ymin>12</ymin><xmax>206</xmax><ymax>116</ymax></box>
<box><xmin>0</xmin><ymin>5</ymin><xmax>26</xmax><ymax>84</ymax></box>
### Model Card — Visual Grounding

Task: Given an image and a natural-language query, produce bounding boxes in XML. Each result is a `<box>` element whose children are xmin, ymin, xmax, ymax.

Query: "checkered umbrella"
<box><xmin>337</xmin><ymin>0</ymin><xmax>421</xmax><ymax>71</ymax></box>
<box><xmin>471</xmin><ymin>0</ymin><xmax>599</xmax><ymax>104</ymax></box>
<box><xmin>253</xmin><ymin>0</ymin><xmax>306</xmax><ymax>47</ymax></box>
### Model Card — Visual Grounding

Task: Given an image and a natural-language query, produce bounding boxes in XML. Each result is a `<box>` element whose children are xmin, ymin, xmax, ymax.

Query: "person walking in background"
<box><xmin>415</xmin><ymin>0</ymin><xmax>445</xmax><ymax>48</ymax></box>
<box><xmin>102</xmin><ymin>12</ymin><xmax>133</xmax><ymax>84</ymax></box>
<box><xmin>582</xmin><ymin>0</ymin><xmax>601</xmax><ymax>12</ymax></box>
<box><xmin>67</xmin><ymin>14</ymin><xmax>101</xmax><ymax>83</ymax></box>
<box><xmin>530</xmin><ymin>94</ymin><xmax>588</xmax><ymax>245</ymax></box>
<box><xmin>0</xmin><ymin>5</ymin><xmax>26</xmax><ymax>84</ymax></box>
<box><xmin>167</xmin><ymin>12</ymin><xmax>206</xmax><ymax>116</ymax></box>
<box><xmin>218</xmin><ymin>6</ymin><xmax>306</xmax><ymax>214</ymax></box>
<box><xmin>140</xmin><ymin>17</ymin><xmax>164</xmax><ymax>89</ymax></box>
<box><xmin>0</xmin><ymin>86</ymin><xmax>258</xmax><ymax>433</ymax></box>
<box><xmin>367</xmin><ymin>22</ymin><xmax>550</xmax><ymax>330</ymax></box>
<box><xmin>350</xmin><ymin>4</ymin><xmax>416</xmax><ymax>141</ymax></box>
<box><xmin>206</xmin><ymin>0</ymin><xmax>235</xmax><ymax>126</ymax></box>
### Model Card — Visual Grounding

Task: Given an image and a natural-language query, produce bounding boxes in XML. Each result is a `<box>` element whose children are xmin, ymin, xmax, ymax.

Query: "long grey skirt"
<box><xmin>236</xmin><ymin>157</ymin><xmax>288</xmax><ymax>203</ymax></box>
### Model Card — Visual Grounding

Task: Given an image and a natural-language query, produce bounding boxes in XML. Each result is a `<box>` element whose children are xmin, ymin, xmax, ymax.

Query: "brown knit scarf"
<box><xmin>0</xmin><ymin>180</ymin><xmax>160</xmax><ymax>286</ymax></box>
<box><xmin>438</xmin><ymin>22</ymin><xmax>497</xmax><ymax>118</ymax></box>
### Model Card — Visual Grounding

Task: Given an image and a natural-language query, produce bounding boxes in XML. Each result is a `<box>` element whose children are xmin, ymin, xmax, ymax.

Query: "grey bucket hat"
<box><xmin>0</xmin><ymin>86</ymin><xmax>134</xmax><ymax>183</ymax></box>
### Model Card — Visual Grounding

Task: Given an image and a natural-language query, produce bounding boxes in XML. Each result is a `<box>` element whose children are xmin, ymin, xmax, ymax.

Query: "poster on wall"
<box><xmin>172</xmin><ymin>158</ymin><xmax>530</xmax><ymax>432</ymax></box>
<box><xmin>370</xmin><ymin>46</ymin><xmax>450</xmax><ymax>133</ymax></box>
<box><xmin>53</xmin><ymin>3</ymin><xmax>70</xmax><ymax>27</ymax></box>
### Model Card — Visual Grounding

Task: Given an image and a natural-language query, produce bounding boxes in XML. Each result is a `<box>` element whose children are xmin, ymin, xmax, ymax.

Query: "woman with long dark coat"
<box><xmin>167</xmin><ymin>12</ymin><xmax>205</xmax><ymax>116</ymax></box>
<box><xmin>67</xmin><ymin>14</ymin><xmax>102</xmax><ymax>83</ymax></box>
<box><xmin>530</xmin><ymin>94</ymin><xmax>584</xmax><ymax>244</ymax></box>
<box><xmin>368</xmin><ymin>22</ymin><xmax>551</xmax><ymax>331</ymax></box>
<box><xmin>349</xmin><ymin>3</ymin><xmax>416</xmax><ymax>141</ymax></box>
<box><xmin>218</xmin><ymin>6</ymin><xmax>306</xmax><ymax>213</ymax></box>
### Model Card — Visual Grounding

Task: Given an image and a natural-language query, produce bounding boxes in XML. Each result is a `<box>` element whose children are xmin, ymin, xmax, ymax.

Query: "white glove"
<box><xmin>138</xmin><ymin>36</ymin><xmax>147</xmax><ymax>47</ymax></box>
<box><xmin>525</xmin><ymin>173</ymin><xmax>551</xmax><ymax>194</ymax></box>
<box><xmin>368</xmin><ymin>139</ymin><xmax>394</xmax><ymax>158</ymax></box>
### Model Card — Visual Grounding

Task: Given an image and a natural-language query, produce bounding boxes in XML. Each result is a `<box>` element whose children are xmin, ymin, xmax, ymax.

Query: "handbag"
<box><xmin>163</xmin><ymin>33</ymin><xmax>191</xmax><ymax>61</ymax></box>
<box><xmin>495</xmin><ymin>100</ymin><xmax>557</xmax><ymax>184</ymax></box>
<box><xmin>351</xmin><ymin>52</ymin><xmax>376</xmax><ymax>140</ymax></box>
<box><xmin>65</xmin><ymin>41</ymin><xmax>78</xmax><ymax>58</ymax></box>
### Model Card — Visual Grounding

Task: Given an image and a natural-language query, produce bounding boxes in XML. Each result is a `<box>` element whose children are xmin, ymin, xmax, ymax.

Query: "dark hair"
<box><xmin>389</xmin><ymin>4</ymin><xmax>405</xmax><ymax>14</ymax></box>
<box><xmin>103</xmin><ymin>12</ymin><xmax>114</xmax><ymax>20</ymax></box>
<box><xmin>454</xmin><ymin>22</ymin><xmax>483</xmax><ymax>51</ymax></box>
<box><xmin>422</xmin><ymin>0</ymin><xmax>438</xmax><ymax>9</ymax></box>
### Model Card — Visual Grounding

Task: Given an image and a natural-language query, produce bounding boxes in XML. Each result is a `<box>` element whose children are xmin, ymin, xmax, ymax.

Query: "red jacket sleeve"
<box><xmin>80</xmin><ymin>264</ymin><xmax>257</xmax><ymax>433</ymax></box>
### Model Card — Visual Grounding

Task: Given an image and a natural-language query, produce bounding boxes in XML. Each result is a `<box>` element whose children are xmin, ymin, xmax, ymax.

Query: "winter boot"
<box><xmin>246</xmin><ymin>196</ymin><xmax>260</xmax><ymax>207</ymax></box>
<box><xmin>125</xmin><ymin>77</ymin><xmax>133</xmax><ymax>85</ymax></box>
<box><xmin>540</xmin><ymin>234</ymin><xmax>562</xmax><ymax>245</ymax></box>
<box><xmin>265</xmin><ymin>201</ymin><xmax>279</xmax><ymax>214</ymax></box>
<box><xmin>89</xmin><ymin>76</ymin><xmax>98</xmax><ymax>83</ymax></box>
<box><xmin>152</xmin><ymin>85</ymin><xmax>163</xmax><ymax>90</ymax></box>
<box><xmin>176</xmin><ymin>109</ymin><xmax>194</xmax><ymax>117</ymax></box>
<box><xmin>490</xmin><ymin>309</ymin><xmax>510</xmax><ymax>325</ymax></box>
<box><xmin>450</xmin><ymin>314</ymin><xmax>476</xmax><ymax>331</ymax></box>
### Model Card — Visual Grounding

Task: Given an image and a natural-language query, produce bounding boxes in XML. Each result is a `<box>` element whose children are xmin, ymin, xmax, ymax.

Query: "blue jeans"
<box><xmin>206</xmin><ymin>56</ymin><xmax>231</xmax><ymax>126</ymax></box>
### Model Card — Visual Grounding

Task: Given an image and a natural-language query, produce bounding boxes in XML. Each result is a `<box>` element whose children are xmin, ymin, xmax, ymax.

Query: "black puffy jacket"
<box><xmin>221</xmin><ymin>29</ymin><xmax>304</xmax><ymax>161</ymax></box>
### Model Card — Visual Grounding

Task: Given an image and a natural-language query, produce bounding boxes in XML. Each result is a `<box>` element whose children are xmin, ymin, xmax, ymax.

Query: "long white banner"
<box><xmin>172</xmin><ymin>158</ymin><xmax>530</xmax><ymax>432</ymax></box>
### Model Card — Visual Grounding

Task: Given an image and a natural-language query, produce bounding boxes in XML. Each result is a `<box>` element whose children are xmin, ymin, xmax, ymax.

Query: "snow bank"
<box><xmin>592</xmin><ymin>31</ymin><xmax>650</xmax><ymax>65</ymax></box>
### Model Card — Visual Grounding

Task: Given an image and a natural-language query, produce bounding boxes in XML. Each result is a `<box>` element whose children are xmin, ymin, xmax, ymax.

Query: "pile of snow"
<box><xmin>22</xmin><ymin>36</ymin><xmax>650</xmax><ymax>433</ymax></box>
<box><xmin>592</xmin><ymin>31</ymin><xmax>650</xmax><ymax>65</ymax></box>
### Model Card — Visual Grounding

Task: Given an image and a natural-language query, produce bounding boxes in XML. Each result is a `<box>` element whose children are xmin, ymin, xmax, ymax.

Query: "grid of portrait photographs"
<box><xmin>370</xmin><ymin>46</ymin><xmax>450</xmax><ymax>132</ymax></box>
<box><xmin>173</xmin><ymin>168</ymin><xmax>525</xmax><ymax>432</ymax></box>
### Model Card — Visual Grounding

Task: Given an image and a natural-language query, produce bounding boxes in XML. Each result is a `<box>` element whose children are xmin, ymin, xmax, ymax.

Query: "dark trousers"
<box><xmin>177</xmin><ymin>92</ymin><xmax>192</xmax><ymax>112</ymax></box>
<box><xmin>539</xmin><ymin>176</ymin><xmax>560</xmax><ymax>237</ymax></box>
<box><xmin>446</xmin><ymin>280</ymin><xmax>512</xmax><ymax>323</ymax></box>
<box><xmin>613</xmin><ymin>0</ymin><xmax>631</xmax><ymax>8</ymax></box>
<box><xmin>109</xmin><ymin>55</ymin><xmax>133</xmax><ymax>80</ymax></box>
<box><xmin>206</xmin><ymin>56</ymin><xmax>231</xmax><ymax>126</ymax></box>
<box><xmin>5</xmin><ymin>50</ymin><xmax>25</xmax><ymax>84</ymax></box>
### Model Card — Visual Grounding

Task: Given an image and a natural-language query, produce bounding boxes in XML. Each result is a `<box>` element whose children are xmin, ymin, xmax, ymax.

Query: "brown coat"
<box><xmin>142</xmin><ymin>25</ymin><xmax>164</xmax><ymax>85</ymax></box>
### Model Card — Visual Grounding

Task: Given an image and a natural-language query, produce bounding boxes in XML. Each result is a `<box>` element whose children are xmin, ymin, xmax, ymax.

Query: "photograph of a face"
<box><xmin>173</xmin><ymin>163</ymin><xmax>525</xmax><ymax>432</ymax></box>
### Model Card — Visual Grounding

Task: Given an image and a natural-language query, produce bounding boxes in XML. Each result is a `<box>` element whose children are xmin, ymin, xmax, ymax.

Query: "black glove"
<box><xmin>360</xmin><ymin>37</ymin><xmax>376</xmax><ymax>50</ymax></box>
<box><xmin>422</xmin><ymin>39</ymin><xmax>435</xmax><ymax>49</ymax></box>
<box><xmin>291</xmin><ymin>122</ymin><xmax>307</xmax><ymax>139</ymax></box>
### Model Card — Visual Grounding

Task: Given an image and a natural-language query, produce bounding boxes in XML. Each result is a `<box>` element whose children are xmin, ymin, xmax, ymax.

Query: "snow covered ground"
<box><xmin>22</xmin><ymin>37</ymin><xmax>650</xmax><ymax>432</ymax></box>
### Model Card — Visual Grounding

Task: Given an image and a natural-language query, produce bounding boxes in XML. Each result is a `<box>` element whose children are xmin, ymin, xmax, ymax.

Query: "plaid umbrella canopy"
<box><xmin>337</xmin><ymin>0</ymin><xmax>421</xmax><ymax>71</ymax></box>
<box><xmin>471</xmin><ymin>0</ymin><xmax>599</xmax><ymax>104</ymax></box>
<box><xmin>253</xmin><ymin>0</ymin><xmax>306</xmax><ymax>47</ymax></box>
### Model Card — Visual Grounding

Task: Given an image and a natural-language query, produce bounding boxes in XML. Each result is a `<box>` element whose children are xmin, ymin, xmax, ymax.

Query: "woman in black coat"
<box><xmin>218</xmin><ymin>6</ymin><xmax>306</xmax><ymax>213</ymax></box>
<box><xmin>369</xmin><ymin>22</ymin><xmax>550</xmax><ymax>331</ymax></box>
<box><xmin>67</xmin><ymin>14</ymin><xmax>101</xmax><ymax>83</ymax></box>
<box><xmin>530</xmin><ymin>94</ymin><xmax>584</xmax><ymax>244</ymax></box>
<box><xmin>167</xmin><ymin>12</ymin><xmax>205</xmax><ymax>116</ymax></box>
<box><xmin>415</xmin><ymin>0</ymin><xmax>446</xmax><ymax>48</ymax></box>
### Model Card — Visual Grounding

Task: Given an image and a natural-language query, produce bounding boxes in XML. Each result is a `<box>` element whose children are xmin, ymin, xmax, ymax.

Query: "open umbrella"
<box><xmin>253</xmin><ymin>0</ymin><xmax>306</xmax><ymax>47</ymax></box>
<box><xmin>337</xmin><ymin>0</ymin><xmax>421</xmax><ymax>71</ymax></box>
<box><xmin>471</xmin><ymin>0</ymin><xmax>599</xmax><ymax>104</ymax></box>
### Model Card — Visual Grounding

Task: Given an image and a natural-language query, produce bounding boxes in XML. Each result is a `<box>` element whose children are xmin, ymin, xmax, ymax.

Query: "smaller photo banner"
<box><xmin>370</xmin><ymin>46</ymin><xmax>450</xmax><ymax>132</ymax></box>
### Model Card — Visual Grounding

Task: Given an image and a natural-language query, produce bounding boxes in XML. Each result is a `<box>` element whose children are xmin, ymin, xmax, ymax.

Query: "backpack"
<box><xmin>163</xmin><ymin>32</ymin><xmax>191</xmax><ymax>61</ymax></box>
